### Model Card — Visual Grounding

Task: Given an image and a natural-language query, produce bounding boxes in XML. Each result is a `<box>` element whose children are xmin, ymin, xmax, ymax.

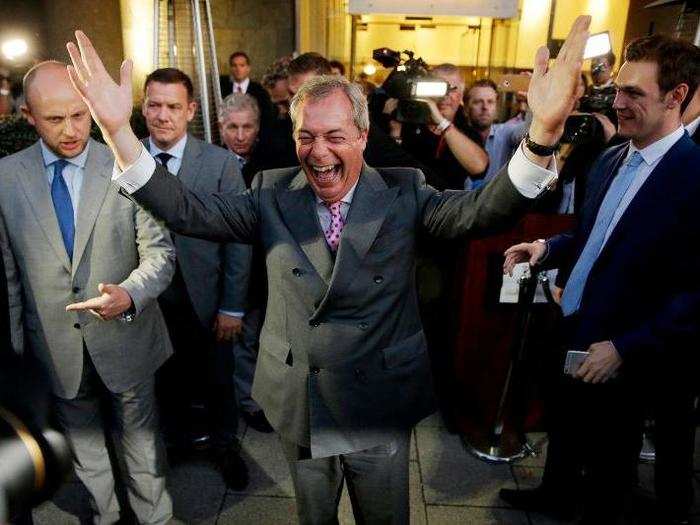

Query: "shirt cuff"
<box><xmin>111</xmin><ymin>145</ymin><xmax>156</xmax><ymax>194</ymax></box>
<box><xmin>507</xmin><ymin>141</ymin><xmax>558</xmax><ymax>199</ymax></box>
<box><xmin>218</xmin><ymin>309</ymin><xmax>245</xmax><ymax>318</ymax></box>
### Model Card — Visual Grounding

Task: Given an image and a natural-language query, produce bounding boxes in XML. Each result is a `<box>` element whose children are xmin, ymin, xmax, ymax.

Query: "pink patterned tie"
<box><xmin>324</xmin><ymin>201</ymin><xmax>344</xmax><ymax>251</ymax></box>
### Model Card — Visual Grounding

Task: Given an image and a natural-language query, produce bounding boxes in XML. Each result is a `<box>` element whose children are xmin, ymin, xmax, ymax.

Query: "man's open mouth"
<box><xmin>311</xmin><ymin>164</ymin><xmax>341</xmax><ymax>183</ymax></box>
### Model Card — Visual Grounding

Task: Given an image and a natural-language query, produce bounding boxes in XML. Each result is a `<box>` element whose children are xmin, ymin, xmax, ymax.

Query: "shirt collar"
<box><xmin>627</xmin><ymin>125</ymin><xmax>685</xmax><ymax>166</ymax></box>
<box><xmin>314</xmin><ymin>177</ymin><xmax>360</xmax><ymax>206</ymax></box>
<box><xmin>40</xmin><ymin>139</ymin><xmax>90</xmax><ymax>169</ymax></box>
<box><xmin>149</xmin><ymin>133</ymin><xmax>188</xmax><ymax>160</ymax></box>
<box><xmin>685</xmin><ymin>115</ymin><xmax>700</xmax><ymax>137</ymax></box>
<box><xmin>232</xmin><ymin>77</ymin><xmax>250</xmax><ymax>92</ymax></box>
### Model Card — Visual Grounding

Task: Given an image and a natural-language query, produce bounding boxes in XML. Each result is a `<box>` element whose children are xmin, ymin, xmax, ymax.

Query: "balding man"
<box><xmin>0</xmin><ymin>61</ymin><xmax>175</xmax><ymax>524</ymax></box>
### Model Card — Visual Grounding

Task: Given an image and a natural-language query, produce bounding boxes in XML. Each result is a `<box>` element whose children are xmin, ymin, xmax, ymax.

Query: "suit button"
<box><xmin>292</xmin><ymin>268</ymin><xmax>303</xmax><ymax>277</ymax></box>
<box><xmin>72</xmin><ymin>286</ymin><xmax>80</xmax><ymax>293</ymax></box>
<box><xmin>373</xmin><ymin>275</ymin><xmax>384</xmax><ymax>284</ymax></box>
<box><xmin>314</xmin><ymin>301</ymin><xmax>320</xmax><ymax>308</ymax></box>
<box><xmin>358</xmin><ymin>321</ymin><xmax>368</xmax><ymax>330</ymax></box>
<box><xmin>310</xmin><ymin>366</ymin><xmax>320</xmax><ymax>375</ymax></box>
<box><xmin>73</xmin><ymin>323</ymin><xmax>81</xmax><ymax>329</ymax></box>
<box><xmin>309</xmin><ymin>320</ymin><xmax>320</xmax><ymax>327</ymax></box>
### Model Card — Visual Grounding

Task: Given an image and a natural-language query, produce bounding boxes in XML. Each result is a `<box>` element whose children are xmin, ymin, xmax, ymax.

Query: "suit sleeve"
<box><xmin>127</xmin><ymin>160</ymin><xmax>260</xmax><ymax>245</ymax></box>
<box><xmin>0</xmin><ymin>210</ymin><xmax>23</xmax><ymax>354</ymax></box>
<box><xmin>218</xmin><ymin>155</ymin><xmax>252</xmax><ymax>314</ymax></box>
<box><xmin>118</xmin><ymin>204</ymin><xmax>176</xmax><ymax>316</ymax></box>
<box><xmin>418</xmin><ymin>163</ymin><xmax>533</xmax><ymax>240</ymax></box>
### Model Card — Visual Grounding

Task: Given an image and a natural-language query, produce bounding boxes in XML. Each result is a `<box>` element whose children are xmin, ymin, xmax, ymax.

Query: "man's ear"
<box><xmin>187</xmin><ymin>100</ymin><xmax>198</xmax><ymax>122</ymax></box>
<box><xmin>20</xmin><ymin>104</ymin><xmax>35</xmax><ymax>126</ymax></box>
<box><xmin>668</xmin><ymin>83</ymin><xmax>689</xmax><ymax>110</ymax></box>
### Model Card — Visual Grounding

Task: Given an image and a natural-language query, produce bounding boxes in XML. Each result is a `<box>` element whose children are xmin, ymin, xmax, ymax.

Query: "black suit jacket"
<box><xmin>544</xmin><ymin>133</ymin><xmax>700</xmax><ymax>371</ymax></box>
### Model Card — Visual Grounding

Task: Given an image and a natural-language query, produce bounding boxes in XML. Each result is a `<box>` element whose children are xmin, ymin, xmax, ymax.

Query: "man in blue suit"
<box><xmin>501</xmin><ymin>35</ymin><xmax>700</xmax><ymax>524</ymax></box>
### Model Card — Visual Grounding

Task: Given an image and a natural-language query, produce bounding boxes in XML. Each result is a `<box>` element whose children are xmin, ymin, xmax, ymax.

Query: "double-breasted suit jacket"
<box><xmin>126</xmin><ymin>161</ymin><xmax>530</xmax><ymax>456</ymax></box>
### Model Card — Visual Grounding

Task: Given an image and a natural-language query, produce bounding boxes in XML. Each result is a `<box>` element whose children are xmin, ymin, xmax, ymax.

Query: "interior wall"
<box><xmin>212</xmin><ymin>0</ymin><xmax>295</xmax><ymax>81</ymax></box>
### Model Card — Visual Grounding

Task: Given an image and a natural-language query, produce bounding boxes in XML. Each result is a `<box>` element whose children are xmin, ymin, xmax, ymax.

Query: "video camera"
<box><xmin>561</xmin><ymin>86</ymin><xmax>616</xmax><ymax>145</ymax></box>
<box><xmin>372</xmin><ymin>48</ymin><xmax>449</xmax><ymax>125</ymax></box>
<box><xmin>0</xmin><ymin>356</ymin><xmax>72</xmax><ymax>522</ymax></box>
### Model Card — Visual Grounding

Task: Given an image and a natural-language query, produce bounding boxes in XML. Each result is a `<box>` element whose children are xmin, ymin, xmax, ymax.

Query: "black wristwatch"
<box><xmin>524</xmin><ymin>133</ymin><xmax>559</xmax><ymax>156</ymax></box>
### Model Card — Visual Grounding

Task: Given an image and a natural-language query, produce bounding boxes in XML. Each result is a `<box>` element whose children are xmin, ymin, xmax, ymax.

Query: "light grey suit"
<box><xmin>0</xmin><ymin>139</ymin><xmax>175</xmax><ymax>524</ymax></box>
<box><xmin>123</xmin><ymin>160</ymin><xmax>532</xmax><ymax>522</ymax></box>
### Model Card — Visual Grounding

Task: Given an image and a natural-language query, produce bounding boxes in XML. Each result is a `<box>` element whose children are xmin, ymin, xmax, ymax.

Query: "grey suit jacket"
<box><xmin>127</xmin><ymin>162</ymin><xmax>531</xmax><ymax>456</ymax></box>
<box><xmin>0</xmin><ymin>140</ymin><xmax>175</xmax><ymax>398</ymax></box>
<box><xmin>0</xmin><ymin>212</ymin><xmax>23</xmax><ymax>354</ymax></box>
<box><xmin>144</xmin><ymin>136</ymin><xmax>251</xmax><ymax>326</ymax></box>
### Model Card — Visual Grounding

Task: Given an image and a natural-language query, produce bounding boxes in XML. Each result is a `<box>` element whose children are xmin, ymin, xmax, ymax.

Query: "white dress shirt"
<box><xmin>148</xmin><ymin>134</ymin><xmax>187</xmax><ymax>175</ymax></box>
<box><xmin>41</xmin><ymin>139</ymin><xmax>91</xmax><ymax>224</ymax></box>
<box><xmin>686</xmin><ymin>115</ymin><xmax>700</xmax><ymax>138</ymax></box>
<box><xmin>232</xmin><ymin>77</ymin><xmax>250</xmax><ymax>94</ymax></box>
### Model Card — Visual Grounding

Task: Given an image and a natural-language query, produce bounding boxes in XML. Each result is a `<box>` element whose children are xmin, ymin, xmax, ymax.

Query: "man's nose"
<box><xmin>63</xmin><ymin>118</ymin><xmax>76</xmax><ymax>136</ymax></box>
<box><xmin>236</xmin><ymin>128</ymin><xmax>245</xmax><ymax>141</ymax></box>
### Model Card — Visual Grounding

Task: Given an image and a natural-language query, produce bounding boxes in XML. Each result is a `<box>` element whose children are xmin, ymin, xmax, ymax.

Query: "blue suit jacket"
<box><xmin>544</xmin><ymin>133</ymin><xmax>700</xmax><ymax>367</ymax></box>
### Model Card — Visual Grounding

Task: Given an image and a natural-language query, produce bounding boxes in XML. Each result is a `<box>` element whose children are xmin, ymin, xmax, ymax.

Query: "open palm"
<box><xmin>66</xmin><ymin>31</ymin><xmax>133</xmax><ymax>137</ymax></box>
<box><xmin>527</xmin><ymin>16</ymin><xmax>591</xmax><ymax>141</ymax></box>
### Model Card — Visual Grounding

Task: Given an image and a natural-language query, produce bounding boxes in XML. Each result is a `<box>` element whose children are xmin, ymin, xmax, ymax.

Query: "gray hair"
<box><xmin>218</xmin><ymin>93</ymin><xmax>260</xmax><ymax>125</ymax></box>
<box><xmin>289</xmin><ymin>75</ymin><xmax>369</xmax><ymax>134</ymax></box>
<box><xmin>431</xmin><ymin>63</ymin><xmax>465</xmax><ymax>93</ymax></box>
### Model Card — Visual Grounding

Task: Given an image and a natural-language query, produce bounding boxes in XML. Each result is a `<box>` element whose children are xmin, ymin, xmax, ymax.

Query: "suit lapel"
<box><xmin>72</xmin><ymin>141</ymin><xmax>112</xmax><ymax>274</ymax></box>
<box><xmin>579</xmin><ymin>145</ymin><xmax>628</xmax><ymax>243</ymax></box>
<box><xmin>313</xmin><ymin>166</ymin><xmax>399</xmax><ymax>316</ymax></box>
<box><xmin>177</xmin><ymin>136</ymin><xmax>203</xmax><ymax>191</ymax></box>
<box><xmin>17</xmin><ymin>142</ymin><xmax>71</xmax><ymax>273</ymax></box>
<box><xmin>598</xmin><ymin>134</ymin><xmax>692</xmax><ymax>262</ymax></box>
<box><xmin>275</xmin><ymin>170</ymin><xmax>334</xmax><ymax>285</ymax></box>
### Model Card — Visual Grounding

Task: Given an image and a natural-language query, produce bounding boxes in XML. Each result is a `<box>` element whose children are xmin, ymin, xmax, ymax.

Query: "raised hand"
<box><xmin>66</xmin><ymin>31</ymin><xmax>141</xmax><ymax>167</ymax></box>
<box><xmin>527</xmin><ymin>15</ymin><xmax>591</xmax><ymax>146</ymax></box>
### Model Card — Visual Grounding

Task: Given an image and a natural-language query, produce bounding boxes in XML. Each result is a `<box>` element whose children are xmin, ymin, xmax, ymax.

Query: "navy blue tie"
<box><xmin>50</xmin><ymin>159</ymin><xmax>75</xmax><ymax>261</ymax></box>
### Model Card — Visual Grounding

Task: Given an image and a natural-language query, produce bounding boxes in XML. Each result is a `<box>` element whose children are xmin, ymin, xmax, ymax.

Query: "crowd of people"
<box><xmin>0</xmin><ymin>14</ymin><xmax>698</xmax><ymax>525</ymax></box>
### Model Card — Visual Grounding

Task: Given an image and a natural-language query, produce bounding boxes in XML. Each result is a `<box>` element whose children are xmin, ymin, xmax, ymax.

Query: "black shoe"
<box><xmin>243</xmin><ymin>410</ymin><xmax>274</xmax><ymax>433</ymax></box>
<box><xmin>499</xmin><ymin>486</ymin><xmax>576</xmax><ymax>520</ymax></box>
<box><xmin>217</xmin><ymin>445</ymin><xmax>249</xmax><ymax>491</ymax></box>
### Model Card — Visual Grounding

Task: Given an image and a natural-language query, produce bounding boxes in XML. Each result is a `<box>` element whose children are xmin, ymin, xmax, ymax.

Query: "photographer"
<box><xmin>400</xmin><ymin>64</ymin><xmax>489</xmax><ymax>191</ymax></box>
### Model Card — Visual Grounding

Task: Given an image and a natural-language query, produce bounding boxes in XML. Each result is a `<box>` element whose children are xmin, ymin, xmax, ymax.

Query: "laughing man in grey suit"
<box><xmin>67</xmin><ymin>17</ymin><xmax>591</xmax><ymax>523</ymax></box>
<box><xmin>0</xmin><ymin>61</ymin><xmax>175</xmax><ymax>524</ymax></box>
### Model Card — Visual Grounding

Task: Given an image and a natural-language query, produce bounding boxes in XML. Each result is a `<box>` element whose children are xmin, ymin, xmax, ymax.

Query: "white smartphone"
<box><xmin>563</xmin><ymin>350</ymin><xmax>589</xmax><ymax>376</ymax></box>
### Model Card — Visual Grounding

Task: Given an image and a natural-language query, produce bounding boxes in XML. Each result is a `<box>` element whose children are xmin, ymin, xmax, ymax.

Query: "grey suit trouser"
<box><xmin>281</xmin><ymin>430</ymin><xmax>411</xmax><ymax>525</ymax></box>
<box><xmin>232</xmin><ymin>307</ymin><xmax>263</xmax><ymax>413</ymax></box>
<box><xmin>53</xmin><ymin>350</ymin><xmax>172</xmax><ymax>525</ymax></box>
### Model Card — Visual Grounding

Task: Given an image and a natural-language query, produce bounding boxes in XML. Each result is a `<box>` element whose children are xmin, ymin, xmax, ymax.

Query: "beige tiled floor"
<box><xmin>33</xmin><ymin>416</ymin><xmax>700</xmax><ymax>524</ymax></box>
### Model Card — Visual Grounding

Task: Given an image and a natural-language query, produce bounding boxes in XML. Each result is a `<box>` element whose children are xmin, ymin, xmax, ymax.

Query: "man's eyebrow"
<box><xmin>614</xmin><ymin>82</ymin><xmax>645</xmax><ymax>95</ymax></box>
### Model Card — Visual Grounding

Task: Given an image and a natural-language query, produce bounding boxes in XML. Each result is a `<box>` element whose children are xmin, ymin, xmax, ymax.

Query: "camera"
<box><xmin>0</xmin><ymin>356</ymin><xmax>72</xmax><ymax>522</ymax></box>
<box><xmin>561</xmin><ymin>86</ymin><xmax>616</xmax><ymax>145</ymax></box>
<box><xmin>372</xmin><ymin>48</ymin><xmax>449</xmax><ymax>124</ymax></box>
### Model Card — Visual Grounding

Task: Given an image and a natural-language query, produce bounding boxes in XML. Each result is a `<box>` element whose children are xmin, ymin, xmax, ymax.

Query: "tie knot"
<box><xmin>325</xmin><ymin>201</ymin><xmax>342</xmax><ymax>214</ymax></box>
<box><xmin>626</xmin><ymin>151</ymin><xmax>644</xmax><ymax>169</ymax></box>
<box><xmin>53</xmin><ymin>158</ymin><xmax>69</xmax><ymax>174</ymax></box>
<box><xmin>156</xmin><ymin>152</ymin><xmax>173</xmax><ymax>169</ymax></box>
